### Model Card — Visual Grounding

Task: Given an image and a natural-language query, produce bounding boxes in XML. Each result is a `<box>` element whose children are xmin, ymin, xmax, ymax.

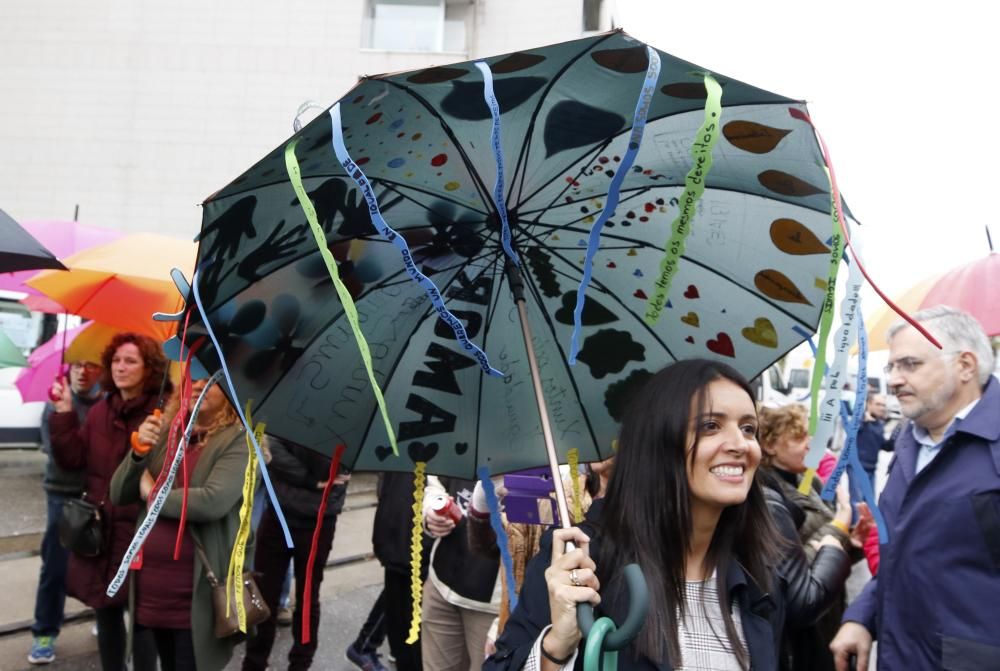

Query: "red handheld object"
<box><xmin>430</xmin><ymin>494</ymin><xmax>463</xmax><ymax>524</ymax></box>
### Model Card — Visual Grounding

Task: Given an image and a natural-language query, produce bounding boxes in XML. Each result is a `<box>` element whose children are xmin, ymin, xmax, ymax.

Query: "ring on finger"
<box><xmin>569</xmin><ymin>568</ymin><xmax>582</xmax><ymax>587</ymax></box>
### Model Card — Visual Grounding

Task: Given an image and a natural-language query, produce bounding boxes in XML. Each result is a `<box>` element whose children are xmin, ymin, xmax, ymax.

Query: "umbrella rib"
<box><xmin>512</xmin><ymin>226</ymin><xmax>672</xmax><ymax>359</ymax></box>
<box><xmin>369</xmin><ymin>179</ymin><xmax>492</xmax><ymax>218</ymax></box>
<box><xmin>512</xmin><ymin>139</ymin><xmax>616</xmax><ymax>213</ymax></box>
<box><xmin>513</xmin><ymin>102</ymin><xmax>835</xmax><ymax>220</ymax></box>
<box><xmin>376</xmin><ymin>79</ymin><xmax>494</xmax><ymax>209</ymax></box>
<box><xmin>506</xmin><ymin>32</ymin><xmax>620</xmax><ymax>208</ymax></box>
<box><xmin>351</xmin><ymin>242</ymin><xmax>505</xmax><ymax>454</ymax></box>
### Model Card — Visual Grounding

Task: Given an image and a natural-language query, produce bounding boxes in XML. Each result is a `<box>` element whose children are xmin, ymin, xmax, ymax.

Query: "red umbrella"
<box><xmin>920</xmin><ymin>253</ymin><xmax>1000</xmax><ymax>335</ymax></box>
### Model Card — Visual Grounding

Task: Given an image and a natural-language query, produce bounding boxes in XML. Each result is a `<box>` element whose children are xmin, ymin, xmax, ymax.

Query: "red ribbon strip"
<box><xmin>301</xmin><ymin>444</ymin><xmax>346</xmax><ymax>645</ymax></box>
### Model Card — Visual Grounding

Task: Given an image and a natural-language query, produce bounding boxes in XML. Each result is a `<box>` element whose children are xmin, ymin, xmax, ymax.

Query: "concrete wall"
<box><xmin>0</xmin><ymin>0</ymin><xmax>608</xmax><ymax>240</ymax></box>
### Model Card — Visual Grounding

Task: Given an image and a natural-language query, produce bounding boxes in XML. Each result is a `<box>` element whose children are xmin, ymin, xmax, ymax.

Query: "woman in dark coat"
<box><xmin>485</xmin><ymin>359</ymin><xmax>785</xmax><ymax>671</ymax></box>
<box><xmin>49</xmin><ymin>332</ymin><xmax>169</xmax><ymax>671</ymax></box>
<box><xmin>111</xmin><ymin>376</ymin><xmax>249</xmax><ymax>670</ymax></box>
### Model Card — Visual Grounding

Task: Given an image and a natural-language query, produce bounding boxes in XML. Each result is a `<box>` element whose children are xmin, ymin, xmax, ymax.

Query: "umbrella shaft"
<box><xmin>514</xmin><ymin>299</ymin><xmax>573</xmax><ymax>531</ymax></box>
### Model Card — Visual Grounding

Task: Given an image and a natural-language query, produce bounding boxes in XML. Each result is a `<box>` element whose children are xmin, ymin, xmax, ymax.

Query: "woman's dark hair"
<box><xmin>100</xmin><ymin>332</ymin><xmax>172</xmax><ymax>396</ymax></box>
<box><xmin>597</xmin><ymin>359</ymin><xmax>782</xmax><ymax>669</ymax></box>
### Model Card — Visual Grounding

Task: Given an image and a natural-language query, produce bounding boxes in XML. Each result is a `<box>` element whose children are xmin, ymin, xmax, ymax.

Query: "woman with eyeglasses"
<box><xmin>485</xmin><ymin>359</ymin><xmax>787</xmax><ymax>671</ymax></box>
<box><xmin>49</xmin><ymin>333</ymin><xmax>168</xmax><ymax>671</ymax></box>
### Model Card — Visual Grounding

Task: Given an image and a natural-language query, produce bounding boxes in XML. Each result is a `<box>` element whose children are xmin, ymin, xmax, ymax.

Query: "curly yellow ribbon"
<box><xmin>225</xmin><ymin>401</ymin><xmax>263</xmax><ymax>630</ymax></box>
<box><xmin>406</xmin><ymin>462</ymin><xmax>427</xmax><ymax>644</ymax></box>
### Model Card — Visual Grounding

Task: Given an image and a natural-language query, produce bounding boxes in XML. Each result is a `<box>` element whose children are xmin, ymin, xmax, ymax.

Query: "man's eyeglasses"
<box><xmin>883</xmin><ymin>351</ymin><xmax>959</xmax><ymax>376</ymax></box>
<box><xmin>70</xmin><ymin>362</ymin><xmax>101</xmax><ymax>372</ymax></box>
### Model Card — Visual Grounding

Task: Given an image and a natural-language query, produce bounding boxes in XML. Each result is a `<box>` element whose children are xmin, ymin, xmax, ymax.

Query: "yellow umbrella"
<box><xmin>863</xmin><ymin>274</ymin><xmax>943</xmax><ymax>351</ymax></box>
<box><xmin>26</xmin><ymin>233</ymin><xmax>195</xmax><ymax>341</ymax></box>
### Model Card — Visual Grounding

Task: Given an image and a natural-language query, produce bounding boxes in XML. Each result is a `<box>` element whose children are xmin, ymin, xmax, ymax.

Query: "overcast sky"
<box><xmin>615</xmin><ymin>0</ymin><xmax>997</xmax><ymax>320</ymax></box>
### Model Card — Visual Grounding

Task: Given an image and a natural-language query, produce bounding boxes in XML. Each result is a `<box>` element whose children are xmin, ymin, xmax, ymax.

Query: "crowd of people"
<box><xmin>22</xmin><ymin>305</ymin><xmax>1000</xmax><ymax>670</ymax></box>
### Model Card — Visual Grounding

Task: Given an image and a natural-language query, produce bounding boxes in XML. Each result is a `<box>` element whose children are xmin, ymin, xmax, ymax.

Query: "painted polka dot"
<box><xmin>366</xmin><ymin>113</ymin><xmax>383</xmax><ymax>125</ymax></box>
<box><xmin>411</xmin><ymin>133</ymin><xmax>423</xmax><ymax>141</ymax></box>
<box><xmin>388</xmin><ymin>158</ymin><xmax>405</xmax><ymax>168</ymax></box>
<box><xmin>431</xmin><ymin>153</ymin><xmax>448</xmax><ymax>167</ymax></box>
<box><xmin>444</xmin><ymin>181</ymin><xmax>460</xmax><ymax>191</ymax></box>
<box><xmin>390</xmin><ymin>118</ymin><xmax>404</xmax><ymax>130</ymax></box>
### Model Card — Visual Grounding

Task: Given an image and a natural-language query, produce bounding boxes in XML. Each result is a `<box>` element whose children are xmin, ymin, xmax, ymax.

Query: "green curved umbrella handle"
<box><xmin>583</xmin><ymin>617</ymin><xmax>618</xmax><ymax>671</ymax></box>
<box><xmin>577</xmin><ymin>563</ymin><xmax>649</xmax><ymax>651</ymax></box>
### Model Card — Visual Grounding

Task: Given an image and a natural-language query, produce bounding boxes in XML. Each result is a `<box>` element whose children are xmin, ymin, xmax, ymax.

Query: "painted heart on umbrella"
<box><xmin>407</xmin><ymin>441</ymin><xmax>439</xmax><ymax>463</ymax></box>
<box><xmin>374</xmin><ymin>444</ymin><xmax>394</xmax><ymax>462</ymax></box>
<box><xmin>576</xmin><ymin>329</ymin><xmax>646</xmax><ymax>379</ymax></box>
<box><xmin>684</xmin><ymin>285</ymin><xmax>700</xmax><ymax>299</ymax></box>
<box><xmin>741</xmin><ymin>318</ymin><xmax>778</xmax><ymax>348</ymax></box>
<box><xmin>707</xmin><ymin>332</ymin><xmax>735</xmax><ymax>358</ymax></box>
<box><xmin>681</xmin><ymin>312</ymin><xmax>700</xmax><ymax>327</ymax></box>
<box><xmin>455</xmin><ymin>442</ymin><xmax>469</xmax><ymax>455</ymax></box>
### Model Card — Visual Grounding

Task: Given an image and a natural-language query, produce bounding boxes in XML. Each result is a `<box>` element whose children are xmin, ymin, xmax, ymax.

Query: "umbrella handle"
<box><xmin>576</xmin><ymin>563</ymin><xmax>649</xmax><ymax>651</ymax></box>
<box><xmin>130</xmin><ymin>409</ymin><xmax>162</xmax><ymax>456</ymax></box>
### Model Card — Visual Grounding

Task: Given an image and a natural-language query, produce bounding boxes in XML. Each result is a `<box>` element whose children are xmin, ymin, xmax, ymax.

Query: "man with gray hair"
<box><xmin>831</xmin><ymin>306</ymin><xmax>999</xmax><ymax>670</ymax></box>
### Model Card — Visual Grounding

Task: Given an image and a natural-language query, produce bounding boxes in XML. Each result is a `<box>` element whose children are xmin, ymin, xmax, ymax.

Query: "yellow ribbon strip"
<box><xmin>406</xmin><ymin>462</ymin><xmax>427</xmax><ymax>644</ymax></box>
<box><xmin>225</xmin><ymin>401</ymin><xmax>263</xmax><ymax>629</ymax></box>
<box><xmin>284</xmin><ymin>139</ymin><xmax>398</xmax><ymax>455</ymax></box>
<box><xmin>567</xmin><ymin>448</ymin><xmax>583</xmax><ymax>524</ymax></box>
<box><xmin>645</xmin><ymin>74</ymin><xmax>723</xmax><ymax>325</ymax></box>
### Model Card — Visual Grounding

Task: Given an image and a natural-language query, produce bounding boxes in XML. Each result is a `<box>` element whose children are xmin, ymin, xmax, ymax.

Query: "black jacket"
<box><xmin>764</xmin><ymin>482</ymin><xmax>851</xmax><ymax>671</ymax></box>
<box><xmin>267</xmin><ymin>438</ymin><xmax>347</xmax><ymax>527</ymax></box>
<box><xmin>485</xmin><ymin>499</ymin><xmax>785</xmax><ymax>671</ymax></box>
<box><xmin>372</xmin><ymin>471</ymin><xmax>432</xmax><ymax>575</ymax></box>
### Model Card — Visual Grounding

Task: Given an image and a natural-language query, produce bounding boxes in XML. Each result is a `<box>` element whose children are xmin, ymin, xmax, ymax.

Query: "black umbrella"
<box><xmin>0</xmin><ymin>208</ymin><xmax>66</xmax><ymax>273</ymax></box>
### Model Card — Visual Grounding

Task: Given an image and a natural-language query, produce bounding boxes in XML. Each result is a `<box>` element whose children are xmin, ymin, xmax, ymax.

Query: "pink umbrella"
<box><xmin>0</xmin><ymin>220</ymin><xmax>123</xmax><ymax>306</ymax></box>
<box><xmin>14</xmin><ymin>321</ymin><xmax>114</xmax><ymax>402</ymax></box>
<box><xmin>920</xmin><ymin>253</ymin><xmax>1000</xmax><ymax>336</ymax></box>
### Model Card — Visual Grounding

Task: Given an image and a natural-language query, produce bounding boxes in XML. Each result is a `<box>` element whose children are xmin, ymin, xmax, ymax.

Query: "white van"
<box><xmin>0</xmin><ymin>298</ymin><xmax>45</xmax><ymax>448</ymax></box>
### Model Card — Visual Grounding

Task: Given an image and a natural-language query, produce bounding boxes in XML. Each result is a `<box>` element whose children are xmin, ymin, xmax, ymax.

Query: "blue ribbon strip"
<box><xmin>329</xmin><ymin>104</ymin><xmax>503</xmax><ymax>377</ymax></box>
<box><xmin>820</xmin><ymin>314</ymin><xmax>889</xmax><ymax>543</ymax></box>
<box><xmin>477</xmin><ymin>465</ymin><xmax>518</xmax><ymax>611</ymax></box>
<box><xmin>569</xmin><ymin>46</ymin><xmax>661</xmax><ymax>364</ymax></box>
<box><xmin>192</xmin><ymin>265</ymin><xmax>295</xmax><ymax>548</ymax></box>
<box><xmin>474</xmin><ymin>61</ymin><xmax>519</xmax><ymax>267</ymax></box>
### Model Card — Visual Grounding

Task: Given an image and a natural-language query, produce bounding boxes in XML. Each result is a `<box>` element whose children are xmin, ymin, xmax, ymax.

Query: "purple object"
<box><xmin>503</xmin><ymin>467</ymin><xmax>561</xmax><ymax>526</ymax></box>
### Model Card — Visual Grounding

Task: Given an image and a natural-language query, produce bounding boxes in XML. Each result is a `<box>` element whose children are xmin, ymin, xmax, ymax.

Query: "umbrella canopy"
<box><xmin>182</xmin><ymin>31</ymin><xmax>838</xmax><ymax>477</ymax></box>
<box><xmin>14</xmin><ymin>321</ymin><xmax>117</xmax><ymax>402</ymax></box>
<box><xmin>0</xmin><ymin>219</ymin><xmax>124</xmax><ymax>301</ymax></box>
<box><xmin>0</xmin><ymin>209</ymin><xmax>66</xmax><ymax>274</ymax></box>
<box><xmin>865</xmin><ymin>253</ymin><xmax>1000</xmax><ymax>350</ymax></box>
<box><xmin>921</xmin><ymin>253</ymin><xmax>1000</xmax><ymax>334</ymax></box>
<box><xmin>26</xmin><ymin>233</ymin><xmax>196</xmax><ymax>341</ymax></box>
<box><xmin>0</xmin><ymin>330</ymin><xmax>28</xmax><ymax>368</ymax></box>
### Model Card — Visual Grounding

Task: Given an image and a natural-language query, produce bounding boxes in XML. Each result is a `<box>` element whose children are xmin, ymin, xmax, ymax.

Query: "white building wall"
<box><xmin>0</xmin><ymin>0</ymin><xmax>609</xmax><ymax>240</ymax></box>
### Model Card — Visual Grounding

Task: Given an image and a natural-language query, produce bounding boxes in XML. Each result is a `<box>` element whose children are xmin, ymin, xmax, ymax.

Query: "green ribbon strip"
<box><xmin>284</xmin><ymin>139</ymin><xmax>398</xmax><ymax>455</ymax></box>
<box><xmin>807</xmin><ymin>194</ymin><xmax>844</xmax><ymax>437</ymax></box>
<box><xmin>645</xmin><ymin>74</ymin><xmax>723</xmax><ymax>325</ymax></box>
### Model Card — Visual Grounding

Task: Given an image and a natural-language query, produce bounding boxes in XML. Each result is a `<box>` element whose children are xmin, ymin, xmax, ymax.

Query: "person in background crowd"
<box><xmin>831</xmin><ymin>307</ymin><xmax>1000</xmax><ymax>670</ymax></box>
<box><xmin>346</xmin><ymin>471</ymin><xmax>431</xmax><ymax>671</ymax></box>
<box><xmin>243</xmin><ymin>438</ymin><xmax>350</xmax><ymax>671</ymax></box>
<box><xmin>111</xmin><ymin>376</ymin><xmax>248</xmax><ymax>670</ymax></box>
<box><xmin>48</xmin><ymin>333</ymin><xmax>165</xmax><ymax>671</ymax></box>
<box><xmin>759</xmin><ymin>405</ymin><xmax>868</xmax><ymax>671</ymax></box>
<box><xmin>28</xmin><ymin>359</ymin><xmax>103</xmax><ymax>665</ymax></box>
<box><xmin>485</xmin><ymin>359</ymin><xmax>786</xmax><ymax>670</ymax></box>
<box><xmin>421</xmin><ymin>475</ymin><xmax>501</xmax><ymax>671</ymax></box>
<box><xmin>856</xmin><ymin>393</ymin><xmax>896</xmax><ymax>488</ymax></box>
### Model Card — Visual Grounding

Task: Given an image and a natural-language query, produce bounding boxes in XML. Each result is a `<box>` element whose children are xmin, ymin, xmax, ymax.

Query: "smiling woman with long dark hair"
<box><xmin>484</xmin><ymin>359</ymin><xmax>786</xmax><ymax>670</ymax></box>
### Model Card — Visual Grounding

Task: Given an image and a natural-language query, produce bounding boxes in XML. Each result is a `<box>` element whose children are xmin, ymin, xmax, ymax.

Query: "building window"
<box><xmin>583</xmin><ymin>0</ymin><xmax>604</xmax><ymax>32</ymax></box>
<box><xmin>363</xmin><ymin>0</ymin><xmax>467</xmax><ymax>53</ymax></box>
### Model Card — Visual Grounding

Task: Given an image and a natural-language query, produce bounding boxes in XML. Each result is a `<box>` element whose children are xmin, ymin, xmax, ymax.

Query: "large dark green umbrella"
<box><xmin>179</xmin><ymin>30</ymin><xmax>836</xmax><ymax>480</ymax></box>
<box><xmin>0</xmin><ymin>209</ymin><xmax>66</xmax><ymax>273</ymax></box>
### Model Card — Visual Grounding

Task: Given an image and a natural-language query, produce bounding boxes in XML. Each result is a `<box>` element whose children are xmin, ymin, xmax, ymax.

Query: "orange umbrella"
<box><xmin>26</xmin><ymin>233</ymin><xmax>195</xmax><ymax>341</ymax></box>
